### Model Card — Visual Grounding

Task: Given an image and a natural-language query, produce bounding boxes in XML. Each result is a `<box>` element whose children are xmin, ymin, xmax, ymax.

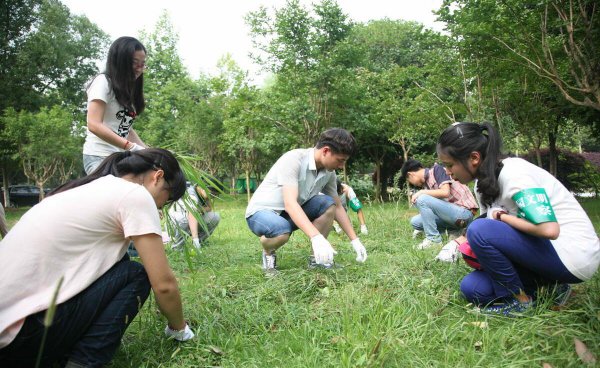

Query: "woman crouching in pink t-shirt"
<box><xmin>0</xmin><ymin>148</ymin><xmax>194</xmax><ymax>367</ymax></box>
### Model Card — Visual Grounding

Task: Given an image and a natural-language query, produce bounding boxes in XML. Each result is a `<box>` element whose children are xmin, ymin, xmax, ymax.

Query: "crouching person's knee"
<box><xmin>460</xmin><ymin>270</ymin><xmax>495</xmax><ymax>306</ymax></box>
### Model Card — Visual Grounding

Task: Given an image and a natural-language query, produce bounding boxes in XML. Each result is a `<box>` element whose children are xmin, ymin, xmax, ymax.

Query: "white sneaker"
<box><xmin>412</xmin><ymin>229</ymin><xmax>423</xmax><ymax>239</ymax></box>
<box><xmin>415</xmin><ymin>238</ymin><xmax>442</xmax><ymax>250</ymax></box>
<box><xmin>262</xmin><ymin>251</ymin><xmax>277</xmax><ymax>273</ymax></box>
<box><xmin>435</xmin><ymin>240</ymin><xmax>460</xmax><ymax>262</ymax></box>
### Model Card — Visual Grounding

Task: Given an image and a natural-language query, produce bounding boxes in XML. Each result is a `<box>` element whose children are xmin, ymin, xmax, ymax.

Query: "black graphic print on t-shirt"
<box><xmin>115</xmin><ymin>108</ymin><xmax>137</xmax><ymax>138</ymax></box>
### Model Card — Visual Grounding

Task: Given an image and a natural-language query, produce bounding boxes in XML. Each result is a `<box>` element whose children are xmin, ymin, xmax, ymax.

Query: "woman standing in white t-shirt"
<box><xmin>82</xmin><ymin>36</ymin><xmax>149</xmax><ymax>174</ymax></box>
<box><xmin>0</xmin><ymin>149</ymin><xmax>194</xmax><ymax>367</ymax></box>
<box><xmin>437</xmin><ymin>122</ymin><xmax>600</xmax><ymax>316</ymax></box>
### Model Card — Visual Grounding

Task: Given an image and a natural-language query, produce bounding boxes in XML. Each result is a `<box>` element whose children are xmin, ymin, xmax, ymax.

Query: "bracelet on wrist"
<box><xmin>495</xmin><ymin>210</ymin><xmax>508</xmax><ymax>221</ymax></box>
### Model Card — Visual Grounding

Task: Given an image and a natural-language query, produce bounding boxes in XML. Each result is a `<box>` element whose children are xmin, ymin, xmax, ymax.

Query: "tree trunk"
<box><xmin>535</xmin><ymin>147</ymin><xmax>542</xmax><ymax>168</ymax></box>
<box><xmin>230</xmin><ymin>164</ymin><xmax>237</xmax><ymax>195</ymax></box>
<box><xmin>375</xmin><ymin>161</ymin><xmax>382</xmax><ymax>203</ymax></box>
<box><xmin>245</xmin><ymin>169</ymin><xmax>251</xmax><ymax>203</ymax></box>
<box><xmin>548</xmin><ymin>130</ymin><xmax>558</xmax><ymax>177</ymax></box>
<box><xmin>1</xmin><ymin>165</ymin><xmax>9</xmax><ymax>207</ymax></box>
<box><xmin>37</xmin><ymin>182</ymin><xmax>45</xmax><ymax>202</ymax></box>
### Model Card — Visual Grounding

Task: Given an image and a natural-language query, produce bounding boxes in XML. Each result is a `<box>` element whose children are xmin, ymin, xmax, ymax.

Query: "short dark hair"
<box><xmin>400</xmin><ymin>158</ymin><xmax>423</xmax><ymax>180</ymax></box>
<box><xmin>315</xmin><ymin>128</ymin><xmax>356</xmax><ymax>156</ymax></box>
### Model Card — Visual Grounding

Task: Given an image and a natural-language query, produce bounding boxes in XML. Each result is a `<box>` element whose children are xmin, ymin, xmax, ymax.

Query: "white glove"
<box><xmin>311</xmin><ymin>234</ymin><xmax>337</xmax><ymax>265</ymax></box>
<box><xmin>351</xmin><ymin>238</ymin><xmax>367</xmax><ymax>262</ymax></box>
<box><xmin>128</xmin><ymin>142</ymin><xmax>145</xmax><ymax>152</ymax></box>
<box><xmin>360</xmin><ymin>224</ymin><xmax>368</xmax><ymax>235</ymax></box>
<box><xmin>192</xmin><ymin>238</ymin><xmax>201</xmax><ymax>249</ymax></box>
<box><xmin>164</xmin><ymin>323</ymin><xmax>195</xmax><ymax>341</ymax></box>
<box><xmin>486</xmin><ymin>205</ymin><xmax>506</xmax><ymax>220</ymax></box>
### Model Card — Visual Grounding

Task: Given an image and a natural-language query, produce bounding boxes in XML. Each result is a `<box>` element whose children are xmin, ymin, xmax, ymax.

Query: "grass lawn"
<box><xmin>4</xmin><ymin>197</ymin><xmax>600</xmax><ymax>367</ymax></box>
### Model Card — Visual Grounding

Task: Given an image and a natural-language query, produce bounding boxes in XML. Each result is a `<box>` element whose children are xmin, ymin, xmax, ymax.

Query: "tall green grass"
<box><xmin>107</xmin><ymin>197</ymin><xmax>600</xmax><ymax>367</ymax></box>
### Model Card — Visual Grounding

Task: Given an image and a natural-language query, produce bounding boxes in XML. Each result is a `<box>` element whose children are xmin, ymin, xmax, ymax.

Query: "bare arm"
<box><xmin>127</xmin><ymin>128</ymin><xmax>147</xmax><ymax>147</ymax></box>
<box><xmin>356</xmin><ymin>209</ymin><xmax>366</xmax><ymax>226</ymax></box>
<box><xmin>187</xmin><ymin>212</ymin><xmax>199</xmax><ymax>239</ymax></box>
<box><xmin>492</xmin><ymin>210</ymin><xmax>560</xmax><ymax>240</ymax></box>
<box><xmin>282</xmin><ymin>185</ymin><xmax>320</xmax><ymax>238</ymax></box>
<box><xmin>412</xmin><ymin>183</ymin><xmax>450</xmax><ymax>203</ymax></box>
<box><xmin>87</xmin><ymin>100</ymin><xmax>130</xmax><ymax>149</ymax></box>
<box><xmin>132</xmin><ymin>233</ymin><xmax>185</xmax><ymax>330</ymax></box>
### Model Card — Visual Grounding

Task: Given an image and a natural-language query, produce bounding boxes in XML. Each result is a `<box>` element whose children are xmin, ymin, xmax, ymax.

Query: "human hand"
<box><xmin>127</xmin><ymin>142</ymin><xmax>145</xmax><ymax>152</ymax></box>
<box><xmin>360</xmin><ymin>224</ymin><xmax>368</xmax><ymax>235</ymax></box>
<box><xmin>351</xmin><ymin>238</ymin><xmax>367</xmax><ymax>262</ymax></box>
<box><xmin>164</xmin><ymin>323</ymin><xmax>195</xmax><ymax>341</ymax></box>
<box><xmin>310</xmin><ymin>234</ymin><xmax>337</xmax><ymax>265</ymax></box>
<box><xmin>487</xmin><ymin>206</ymin><xmax>507</xmax><ymax>220</ymax></box>
<box><xmin>411</xmin><ymin>190</ymin><xmax>423</xmax><ymax>204</ymax></box>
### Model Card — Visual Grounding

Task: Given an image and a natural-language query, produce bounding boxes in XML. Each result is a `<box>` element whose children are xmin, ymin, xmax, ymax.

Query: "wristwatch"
<box><xmin>495</xmin><ymin>210</ymin><xmax>508</xmax><ymax>221</ymax></box>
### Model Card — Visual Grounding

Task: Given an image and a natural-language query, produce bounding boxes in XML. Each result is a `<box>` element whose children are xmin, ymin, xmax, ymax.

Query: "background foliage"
<box><xmin>2</xmin><ymin>0</ymin><xmax>600</xmax><ymax>204</ymax></box>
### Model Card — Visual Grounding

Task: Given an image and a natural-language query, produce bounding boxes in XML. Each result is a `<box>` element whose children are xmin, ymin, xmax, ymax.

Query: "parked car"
<box><xmin>0</xmin><ymin>185</ymin><xmax>51</xmax><ymax>207</ymax></box>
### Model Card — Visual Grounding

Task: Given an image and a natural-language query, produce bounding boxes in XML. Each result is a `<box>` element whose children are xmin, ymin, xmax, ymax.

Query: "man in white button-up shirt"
<box><xmin>246</xmin><ymin>128</ymin><xmax>367</xmax><ymax>272</ymax></box>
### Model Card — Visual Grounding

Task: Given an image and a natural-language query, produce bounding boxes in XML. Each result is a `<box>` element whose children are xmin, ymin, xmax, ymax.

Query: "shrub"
<box><xmin>347</xmin><ymin>173</ymin><xmax>375</xmax><ymax>201</ymax></box>
<box><xmin>521</xmin><ymin>149</ymin><xmax>600</xmax><ymax>194</ymax></box>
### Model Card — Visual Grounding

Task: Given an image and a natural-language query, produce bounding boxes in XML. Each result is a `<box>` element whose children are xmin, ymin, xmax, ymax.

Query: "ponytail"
<box><xmin>437</xmin><ymin>122</ymin><xmax>504</xmax><ymax>206</ymax></box>
<box><xmin>49</xmin><ymin>148</ymin><xmax>186</xmax><ymax>201</ymax></box>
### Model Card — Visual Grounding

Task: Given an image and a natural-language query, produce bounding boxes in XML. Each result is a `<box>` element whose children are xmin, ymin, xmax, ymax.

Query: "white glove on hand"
<box><xmin>351</xmin><ymin>238</ymin><xmax>367</xmax><ymax>263</ymax></box>
<box><xmin>164</xmin><ymin>323</ymin><xmax>195</xmax><ymax>341</ymax></box>
<box><xmin>311</xmin><ymin>234</ymin><xmax>337</xmax><ymax>265</ymax></box>
<box><xmin>486</xmin><ymin>206</ymin><xmax>506</xmax><ymax>220</ymax></box>
<box><xmin>128</xmin><ymin>142</ymin><xmax>145</xmax><ymax>152</ymax></box>
<box><xmin>360</xmin><ymin>224</ymin><xmax>368</xmax><ymax>235</ymax></box>
<box><xmin>192</xmin><ymin>238</ymin><xmax>201</xmax><ymax>249</ymax></box>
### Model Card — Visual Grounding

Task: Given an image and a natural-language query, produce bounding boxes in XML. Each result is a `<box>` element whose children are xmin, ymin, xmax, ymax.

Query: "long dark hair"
<box><xmin>49</xmin><ymin>149</ymin><xmax>186</xmax><ymax>201</ymax></box>
<box><xmin>100</xmin><ymin>36</ymin><xmax>146</xmax><ymax>114</ymax></box>
<box><xmin>437</xmin><ymin>122</ymin><xmax>504</xmax><ymax>206</ymax></box>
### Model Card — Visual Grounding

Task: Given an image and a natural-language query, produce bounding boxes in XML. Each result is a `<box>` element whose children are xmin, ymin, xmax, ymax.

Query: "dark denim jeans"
<box><xmin>0</xmin><ymin>255</ymin><xmax>151</xmax><ymax>368</ymax></box>
<box><xmin>460</xmin><ymin>219</ymin><xmax>581</xmax><ymax>305</ymax></box>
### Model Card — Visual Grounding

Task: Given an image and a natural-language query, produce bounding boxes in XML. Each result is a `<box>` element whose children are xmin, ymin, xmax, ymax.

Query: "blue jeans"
<box><xmin>460</xmin><ymin>219</ymin><xmax>581</xmax><ymax>305</ymax></box>
<box><xmin>410</xmin><ymin>194</ymin><xmax>473</xmax><ymax>242</ymax></box>
<box><xmin>247</xmin><ymin>195</ymin><xmax>335</xmax><ymax>238</ymax></box>
<box><xmin>82</xmin><ymin>154</ymin><xmax>105</xmax><ymax>175</ymax></box>
<box><xmin>0</xmin><ymin>255</ymin><xmax>151</xmax><ymax>367</ymax></box>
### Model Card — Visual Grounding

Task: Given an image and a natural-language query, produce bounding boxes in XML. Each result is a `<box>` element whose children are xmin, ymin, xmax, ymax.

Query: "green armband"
<box><xmin>348</xmin><ymin>197</ymin><xmax>363</xmax><ymax>212</ymax></box>
<box><xmin>512</xmin><ymin>188</ymin><xmax>557</xmax><ymax>224</ymax></box>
